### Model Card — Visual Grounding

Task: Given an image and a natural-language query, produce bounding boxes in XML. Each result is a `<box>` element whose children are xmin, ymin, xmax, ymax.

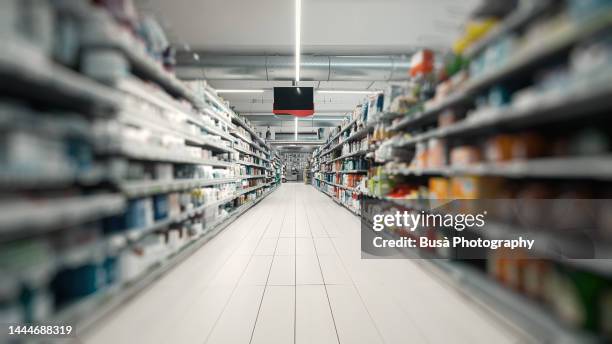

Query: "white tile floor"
<box><xmin>83</xmin><ymin>183</ymin><xmax>518</xmax><ymax>344</ymax></box>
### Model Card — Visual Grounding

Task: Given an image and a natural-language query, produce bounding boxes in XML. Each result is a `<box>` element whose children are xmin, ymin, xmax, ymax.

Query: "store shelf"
<box><xmin>237</xmin><ymin>175</ymin><xmax>266</xmax><ymax>180</ymax></box>
<box><xmin>320</xmin><ymin>117</ymin><xmax>358</xmax><ymax>152</ymax></box>
<box><xmin>387</xmin><ymin>156</ymin><xmax>612</xmax><ymax>180</ymax></box>
<box><xmin>117</xmin><ymin>78</ymin><xmax>233</xmax><ymax>142</ymax></box>
<box><xmin>236</xmin><ymin>184</ymin><xmax>267</xmax><ymax>196</ymax></box>
<box><xmin>336</xmin><ymin>170</ymin><xmax>368</xmax><ymax>174</ymax></box>
<box><xmin>235</xmin><ymin>160</ymin><xmax>267</xmax><ymax>169</ymax></box>
<box><xmin>81</xmin><ymin>15</ymin><xmax>202</xmax><ymax>109</ymax></box>
<box><xmin>315</xmin><ymin>179</ymin><xmax>359</xmax><ymax>193</ymax></box>
<box><xmin>464</xmin><ymin>0</ymin><xmax>554</xmax><ymax>58</ymax></box>
<box><xmin>120</xmin><ymin>177</ymin><xmax>238</xmax><ymax>198</ymax></box>
<box><xmin>0</xmin><ymin>168</ymin><xmax>108</xmax><ymax>189</ymax></box>
<box><xmin>389</xmin><ymin>92</ymin><xmax>467</xmax><ymax>132</ymax></box>
<box><xmin>53</xmin><ymin>186</ymin><xmax>278</xmax><ymax>333</ymax></box>
<box><xmin>391</xmin><ymin>13</ymin><xmax>612</xmax><ymax>134</ymax></box>
<box><xmin>472</xmin><ymin>13</ymin><xmax>611</xmax><ymax>91</ymax></box>
<box><xmin>315</xmin><ymin>185</ymin><xmax>361</xmax><ymax>216</ymax></box>
<box><xmin>118</xmin><ymin>105</ymin><xmax>235</xmax><ymax>156</ymax></box>
<box><xmin>115</xmin><ymin>143</ymin><xmax>234</xmax><ymax>167</ymax></box>
<box><xmin>231</xmin><ymin>114</ymin><xmax>269</xmax><ymax>150</ymax></box>
<box><xmin>123</xmin><ymin>194</ymin><xmax>240</xmax><ymax>241</ymax></box>
<box><xmin>0</xmin><ymin>37</ymin><xmax>121</xmax><ymax>114</ymax></box>
<box><xmin>328</xmin><ymin>149</ymin><xmax>371</xmax><ymax>163</ymax></box>
<box><xmin>317</xmin><ymin>120</ymin><xmax>380</xmax><ymax>156</ymax></box>
<box><xmin>395</xmin><ymin>76</ymin><xmax>612</xmax><ymax>152</ymax></box>
<box><xmin>231</xmin><ymin>130</ymin><xmax>262</xmax><ymax>151</ymax></box>
<box><xmin>234</xmin><ymin>145</ymin><xmax>264</xmax><ymax>158</ymax></box>
<box><xmin>0</xmin><ymin>194</ymin><xmax>125</xmax><ymax>237</ymax></box>
<box><xmin>185</xmin><ymin>137</ymin><xmax>235</xmax><ymax>153</ymax></box>
<box><xmin>419</xmin><ymin>259</ymin><xmax>600</xmax><ymax>344</ymax></box>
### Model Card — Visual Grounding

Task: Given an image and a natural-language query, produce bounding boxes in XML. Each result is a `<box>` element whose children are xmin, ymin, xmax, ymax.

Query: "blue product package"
<box><xmin>153</xmin><ymin>194</ymin><xmax>169</xmax><ymax>221</ymax></box>
<box><xmin>65</xmin><ymin>138</ymin><xmax>93</xmax><ymax>172</ymax></box>
<box><xmin>126</xmin><ymin>199</ymin><xmax>146</xmax><ymax>229</ymax></box>
<box><xmin>489</xmin><ymin>85</ymin><xmax>511</xmax><ymax>107</ymax></box>
<box><xmin>51</xmin><ymin>264</ymin><xmax>102</xmax><ymax>307</ymax></box>
<box><xmin>103</xmin><ymin>256</ymin><xmax>119</xmax><ymax>285</ymax></box>
<box><xmin>376</xmin><ymin>93</ymin><xmax>384</xmax><ymax>113</ymax></box>
<box><xmin>102</xmin><ymin>213</ymin><xmax>128</xmax><ymax>233</ymax></box>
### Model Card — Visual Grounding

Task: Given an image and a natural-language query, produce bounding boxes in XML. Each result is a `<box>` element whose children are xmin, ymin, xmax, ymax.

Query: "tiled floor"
<box><xmin>84</xmin><ymin>183</ymin><xmax>518</xmax><ymax>344</ymax></box>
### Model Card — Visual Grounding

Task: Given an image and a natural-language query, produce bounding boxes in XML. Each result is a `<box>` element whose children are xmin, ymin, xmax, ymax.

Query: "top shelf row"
<box><xmin>392</xmin><ymin>11</ymin><xmax>612</xmax><ymax>132</ymax></box>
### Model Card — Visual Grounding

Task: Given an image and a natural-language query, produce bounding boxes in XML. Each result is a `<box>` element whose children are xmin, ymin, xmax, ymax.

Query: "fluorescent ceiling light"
<box><xmin>295</xmin><ymin>0</ymin><xmax>301</xmax><ymax>82</ymax></box>
<box><xmin>294</xmin><ymin>117</ymin><xmax>298</xmax><ymax>141</ymax></box>
<box><xmin>317</xmin><ymin>90</ymin><xmax>382</xmax><ymax>94</ymax></box>
<box><xmin>216</xmin><ymin>89</ymin><xmax>265</xmax><ymax>93</ymax></box>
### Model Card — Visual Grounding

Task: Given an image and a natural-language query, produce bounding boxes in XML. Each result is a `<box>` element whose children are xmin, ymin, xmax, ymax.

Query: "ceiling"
<box><xmin>135</xmin><ymin>0</ymin><xmax>481</xmax><ymax>141</ymax></box>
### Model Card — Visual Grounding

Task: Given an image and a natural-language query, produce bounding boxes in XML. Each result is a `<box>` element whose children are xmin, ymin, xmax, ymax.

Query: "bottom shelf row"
<box><xmin>313</xmin><ymin>180</ymin><xmax>361</xmax><ymax>215</ymax></box>
<box><xmin>310</xmin><ymin>181</ymin><xmax>610</xmax><ymax>343</ymax></box>
<box><xmin>0</xmin><ymin>186</ymin><xmax>279</xmax><ymax>333</ymax></box>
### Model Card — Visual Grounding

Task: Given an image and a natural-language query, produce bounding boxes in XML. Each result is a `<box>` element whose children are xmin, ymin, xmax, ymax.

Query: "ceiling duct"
<box><xmin>176</xmin><ymin>54</ymin><xmax>412</xmax><ymax>81</ymax></box>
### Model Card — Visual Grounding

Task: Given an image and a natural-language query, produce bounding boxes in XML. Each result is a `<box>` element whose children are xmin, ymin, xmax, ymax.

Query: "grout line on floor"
<box><xmin>304</xmin><ymin>190</ymin><xmax>341</xmax><ymax>344</ymax></box>
<box><xmin>312</xmin><ymin>186</ymin><xmax>387</xmax><ymax>344</ymax></box>
<box><xmin>293</xmin><ymin>184</ymin><xmax>297</xmax><ymax>344</ymax></box>
<box><xmin>249</xmin><ymin>186</ymin><xmax>290</xmax><ymax>344</ymax></box>
<box><xmin>202</xmin><ymin>193</ymin><xmax>277</xmax><ymax>344</ymax></box>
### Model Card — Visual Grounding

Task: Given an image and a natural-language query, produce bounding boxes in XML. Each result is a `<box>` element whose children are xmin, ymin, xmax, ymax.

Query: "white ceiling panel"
<box><xmin>136</xmin><ymin>0</ymin><xmax>480</xmax><ymax>55</ymax></box>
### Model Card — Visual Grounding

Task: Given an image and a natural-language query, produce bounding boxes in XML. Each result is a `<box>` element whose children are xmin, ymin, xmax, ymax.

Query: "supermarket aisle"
<box><xmin>84</xmin><ymin>183</ymin><xmax>518</xmax><ymax>344</ymax></box>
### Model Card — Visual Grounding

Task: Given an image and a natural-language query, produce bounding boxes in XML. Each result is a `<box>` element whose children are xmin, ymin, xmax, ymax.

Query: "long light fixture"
<box><xmin>294</xmin><ymin>117</ymin><xmax>298</xmax><ymax>141</ymax></box>
<box><xmin>317</xmin><ymin>90</ymin><xmax>383</xmax><ymax>94</ymax></box>
<box><xmin>295</xmin><ymin>0</ymin><xmax>301</xmax><ymax>82</ymax></box>
<box><xmin>216</xmin><ymin>89</ymin><xmax>265</xmax><ymax>93</ymax></box>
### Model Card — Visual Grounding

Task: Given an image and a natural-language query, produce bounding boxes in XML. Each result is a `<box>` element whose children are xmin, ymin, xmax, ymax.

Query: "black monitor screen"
<box><xmin>273</xmin><ymin>87</ymin><xmax>314</xmax><ymax>114</ymax></box>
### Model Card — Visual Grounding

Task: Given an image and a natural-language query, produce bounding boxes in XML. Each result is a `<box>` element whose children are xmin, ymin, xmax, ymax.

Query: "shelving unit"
<box><xmin>311</xmin><ymin>106</ymin><xmax>397</xmax><ymax>215</ymax></box>
<box><xmin>0</xmin><ymin>37</ymin><xmax>121</xmax><ymax>114</ymax></box>
<box><xmin>52</xmin><ymin>186</ymin><xmax>277</xmax><ymax>333</ymax></box>
<box><xmin>0</xmin><ymin>1</ymin><xmax>279</xmax><ymax>332</ymax></box>
<box><xmin>350</xmin><ymin>3</ymin><xmax>612</xmax><ymax>343</ymax></box>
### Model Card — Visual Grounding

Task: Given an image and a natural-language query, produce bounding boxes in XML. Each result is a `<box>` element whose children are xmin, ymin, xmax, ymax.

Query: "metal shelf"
<box><xmin>328</xmin><ymin>150</ymin><xmax>371</xmax><ymax>163</ymax></box>
<box><xmin>314</xmin><ymin>185</ymin><xmax>361</xmax><ymax>216</ymax></box>
<box><xmin>122</xmin><ymin>194</ymin><xmax>239</xmax><ymax>241</ymax></box>
<box><xmin>237</xmin><ymin>175</ymin><xmax>266</xmax><ymax>180</ymax></box>
<box><xmin>236</xmin><ymin>183</ymin><xmax>267</xmax><ymax>196</ymax></box>
<box><xmin>81</xmin><ymin>15</ymin><xmax>202</xmax><ymax>110</ymax></box>
<box><xmin>231</xmin><ymin>114</ymin><xmax>270</xmax><ymax>150</ymax></box>
<box><xmin>336</xmin><ymin>170</ymin><xmax>368</xmax><ymax>174</ymax></box>
<box><xmin>394</xmin><ymin>77</ymin><xmax>612</xmax><ymax>152</ymax></box>
<box><xmin>234</xmin><ymin>145</ymin><xmax>268</xmax><ymax>160</ymax></box>
<box><xmin>0</xmin><ymin>168</ymin><xmax>107</xmax><ymax>189</ymax></box>
<box><xmin>420</xmin><ymin>259</ymin><xmax>601</xmax><ymax>344</ymax></box>
<box><xmin>320</xmin><ymin>117</ymin><xmax>358</xmax><ymax>152</ymax></box>
<box><xmin>235</xmin><ymin>160</ymin><xmax>267</xmax><ymax>169</ymax></box>
<box><xmin>185</xmin><ymin>136</ymin><xmax>235</xmax><ymax>153</ymax></box>
<box><xmin>0</xmin><ymin>194</ymin><xmax>125</xmax><ymax>237</ymax></box>
<box><xmin>386</xmin><ymin>156</ymin><xmax>612</xmax><ymax>180</ymax></box>
<box><xmin>120</xmin><ymin>177</ymin><xmax>238</xmax><ymax>198</ymax></box>
<box><xmin>0</xmin><ymin>37</ymin><xmax>121</xmax><ymax>115</ymax></box>
<box><xmin>115</xmin><ymin>143</ymin><xmax>234</xmax><ymax>167</ymax></box>
<box><xmin>391</xmin><ymin>12</ymin><xmax>612</xmax><ymax>133</ymax></box>
<box><xmin>317</xmin><ymin>122</ymin><xmax>377</xmax><ymax>159</ymax></box>
<box><xmin>464</xmin><ymin>0</ymin><xmax>554</xmax><ymax>58</ymax></box>
<box><xmin>464</xmin><ymin>12</ymin><xmax>612</xmax><ymax>96</ymax></box>
<box><xmin>52</xmin><ymin>186</ymin><xmax>278</xmax><ymax>333</ymax></box>
<box><xmin>389</xmin><ymin>92</ymin><xmax>467</xmax><ymax>132</ymax></box>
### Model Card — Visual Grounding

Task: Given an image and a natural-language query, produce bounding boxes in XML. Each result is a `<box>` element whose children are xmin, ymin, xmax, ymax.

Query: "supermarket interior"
<box><xmin>1</xmin><ymin>0</ymin><xmax>612</xmax><ymax>343</ymax></box>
